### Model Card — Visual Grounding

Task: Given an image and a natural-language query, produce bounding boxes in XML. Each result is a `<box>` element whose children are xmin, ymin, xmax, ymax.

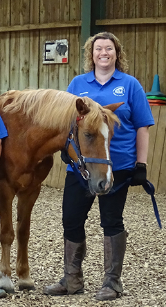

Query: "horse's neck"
<box><xmin>27</xmin><ymin>127</ymin><xmax>69</xmax><ymax>161</ymax></box>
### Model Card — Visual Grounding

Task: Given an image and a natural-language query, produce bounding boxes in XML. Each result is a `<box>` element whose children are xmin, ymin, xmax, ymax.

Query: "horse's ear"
<box><xmin>76</xmin><ymin>98</ymin><xmax>90</xmax><ymax>115</ymax></box>
<box><xmin>103</xmin><ymin>102</ymin><xmax>124</xmax><ymax>112</ymax></box>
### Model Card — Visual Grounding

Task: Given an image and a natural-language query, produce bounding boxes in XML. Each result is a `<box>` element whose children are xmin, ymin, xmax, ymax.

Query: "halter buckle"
<box><xmin>81</xmin><ymin>169</ymin><xmax>90</xmax><ymax>180</ymax></box>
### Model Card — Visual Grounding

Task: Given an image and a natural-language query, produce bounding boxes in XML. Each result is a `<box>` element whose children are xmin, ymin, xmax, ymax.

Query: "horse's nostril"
<box><xmin>98</xmin><ymin>180</ymin><xmax>106</xmax><ymax>191</ymax></box>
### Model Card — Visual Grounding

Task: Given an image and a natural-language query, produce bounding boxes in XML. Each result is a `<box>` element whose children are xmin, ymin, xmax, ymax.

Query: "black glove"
<box><xmin>61</xmin><ymin>150</ymin><xmax>72</xmax><ymax>165</ymax></box>
<box><xmin>131</xmin><ymin>162</ymin><xmax>147</xmax><ymax>186</ymax></box>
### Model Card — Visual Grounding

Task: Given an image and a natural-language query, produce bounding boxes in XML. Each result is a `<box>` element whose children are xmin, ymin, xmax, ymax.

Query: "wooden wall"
<box><xmin>0</xmin><ymin>0</ymin><xmax>166</xmax><ymax>193</ymax></box>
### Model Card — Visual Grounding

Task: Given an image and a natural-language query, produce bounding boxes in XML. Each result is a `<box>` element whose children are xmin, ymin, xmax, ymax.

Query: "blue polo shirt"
<box><xmin>67</xmin><ymin>69</ymin><xmax>154</xmax><ymax>171</ymax></box>
<box><xmin>0</xmin><ymin>116</ymin><xmax>8</xmax><ymax>138</ymax></box>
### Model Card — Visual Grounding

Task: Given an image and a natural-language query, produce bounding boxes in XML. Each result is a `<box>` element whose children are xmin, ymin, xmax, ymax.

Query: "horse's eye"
<box><xmin>84</xmin><ymin>132</ymin><xmax>93</xmax><ymax>139</ymax></box>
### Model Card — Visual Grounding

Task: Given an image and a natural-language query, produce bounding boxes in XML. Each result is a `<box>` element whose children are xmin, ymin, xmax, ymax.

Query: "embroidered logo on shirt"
<box><xmin>79</xmin><ymin>92</ymin><xmax>89</xmax><ymax>95</ymax></box>
<box><xmin>113</xmin><ymin>86</ymin><xmax>125</xmax><ymax>96</ymax></box>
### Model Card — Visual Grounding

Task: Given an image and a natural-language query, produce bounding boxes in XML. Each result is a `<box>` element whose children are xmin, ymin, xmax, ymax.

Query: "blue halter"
<box><xmin>64</xmin><ymin>129</ymin><xmax>113</xmax><ymax>180</ymax></box>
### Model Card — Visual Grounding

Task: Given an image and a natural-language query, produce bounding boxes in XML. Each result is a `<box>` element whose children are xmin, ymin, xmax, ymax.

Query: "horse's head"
<box><xmin>67</xmin><ymin>97</ymin><xmax>123</xmax><ymax>195</ymax></box>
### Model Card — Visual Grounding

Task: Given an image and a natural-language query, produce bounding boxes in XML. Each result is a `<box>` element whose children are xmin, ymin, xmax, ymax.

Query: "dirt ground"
<box><xmin>1</xmin><ymin>185</ymin><xmax>166</xmax><ymax>307</ymax></box>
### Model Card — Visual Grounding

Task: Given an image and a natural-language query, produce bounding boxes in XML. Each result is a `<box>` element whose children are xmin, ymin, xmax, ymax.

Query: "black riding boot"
<box><xmin>43</xmin><ymin>238</ymin><xmax>86</xmax><ymax>295</ymax></box>
<box><xmin>96</xmin><ymin>230</ymin><xmax>127</xmax><ymax>301</ymax></box>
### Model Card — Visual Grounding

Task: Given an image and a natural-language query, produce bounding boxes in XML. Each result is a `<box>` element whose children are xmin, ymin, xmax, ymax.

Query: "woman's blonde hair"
<box><xmin>83</xmin><ymin>32</ymin><xmax>128</xmax><ymax>73</ymax></box>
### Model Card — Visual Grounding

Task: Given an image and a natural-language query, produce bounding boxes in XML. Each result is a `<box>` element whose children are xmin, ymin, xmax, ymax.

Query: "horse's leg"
<box><xmin>0</xmin><ymin>183</ymin><xmax>15</xmax><ymax>292</ymax></box>
<box><xmin>16</xmin><ymin>185</ymin><xmax>41</xmax><ymax>290</ymax></box>
<box><xmin>16</xmin><ymin>156</ymin><xmax>53</xmax><ymax>290</ymax></box>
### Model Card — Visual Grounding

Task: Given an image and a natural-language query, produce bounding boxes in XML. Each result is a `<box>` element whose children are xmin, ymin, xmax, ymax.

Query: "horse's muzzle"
<box><xmin>88</xmin><ymin>178</ymin><xmax>113</xmax><ymax>195</ymax></box>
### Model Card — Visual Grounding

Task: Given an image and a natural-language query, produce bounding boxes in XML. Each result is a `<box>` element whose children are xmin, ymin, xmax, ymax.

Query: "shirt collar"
<box><xmin>86</xmin><ymin>68</ymin><xmax>123</xmax><ymax>83</ymax></box>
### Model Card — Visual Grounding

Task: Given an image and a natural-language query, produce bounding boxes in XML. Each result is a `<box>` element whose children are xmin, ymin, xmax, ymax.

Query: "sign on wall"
<box><xmin>43</xmin><ymin>39</ymin><xmax>68</xmax><ymax>64</ymax></box>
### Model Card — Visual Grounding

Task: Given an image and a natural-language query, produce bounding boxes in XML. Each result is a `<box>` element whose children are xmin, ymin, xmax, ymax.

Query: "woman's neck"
<box><xmin>95</xmin><ymin>67</ymin><xmax>115</xmax><ymax>85</ymax></box>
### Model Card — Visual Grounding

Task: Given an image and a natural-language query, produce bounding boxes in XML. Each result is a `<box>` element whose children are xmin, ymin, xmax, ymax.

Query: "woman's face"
<box><xmin>93</xmin><ymin>39</ymin><xmax>117</xmax><ymax>70</ymax></box>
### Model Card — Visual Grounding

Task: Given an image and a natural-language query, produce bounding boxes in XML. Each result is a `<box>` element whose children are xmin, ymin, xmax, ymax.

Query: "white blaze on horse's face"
<box><xmin>100</xmin><ymin>121</ymin><xmax>112</xmax><ymax>188</ymax></box>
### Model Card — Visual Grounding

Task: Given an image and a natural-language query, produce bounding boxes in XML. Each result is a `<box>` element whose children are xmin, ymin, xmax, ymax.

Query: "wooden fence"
<box><xmin>0</xmin><ymin>0</ymin><xmax>166</xmax><ymax>193</ymax></box>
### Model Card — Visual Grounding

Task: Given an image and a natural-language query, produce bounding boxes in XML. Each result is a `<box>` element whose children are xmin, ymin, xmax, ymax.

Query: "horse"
<box><xmin>0</xmin><ymin>88</ymin><xmax>122</xmax><ymax>294</ymax></box>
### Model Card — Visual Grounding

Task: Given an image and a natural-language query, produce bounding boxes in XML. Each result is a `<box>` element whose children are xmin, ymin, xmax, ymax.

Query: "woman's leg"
<box><xmin>96</xmin><ymin>170</ymin><xmax>131</xmax><ymax>301</ymax></box>
<box><xmin>63</xmin><ymin>171</ymin><xmax>95</xmax><ymax>242</ymax></box>
<box><xmin>44</xmin><ymin>171</ymin><xmax>95</xmax><ymax>295</ymax></box>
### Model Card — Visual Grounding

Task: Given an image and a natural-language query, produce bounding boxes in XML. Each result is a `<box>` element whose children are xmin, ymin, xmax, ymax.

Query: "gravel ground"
<box><xmin>1</xmin><ymin>186</ymin><xmax>166</xmax><ymax>307</ymax></box>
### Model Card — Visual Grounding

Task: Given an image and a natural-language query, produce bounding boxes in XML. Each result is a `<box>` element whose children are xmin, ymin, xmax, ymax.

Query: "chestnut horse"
<box><xmin>0</xmin><ymin>89</ymin><xmax>122</xmax><ymax>293</ymax></box>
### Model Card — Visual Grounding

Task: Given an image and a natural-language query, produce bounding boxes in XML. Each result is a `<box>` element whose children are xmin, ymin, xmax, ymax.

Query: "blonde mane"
<box><xmin>1</xmin><ymin>89</ymin><xmax>117</xmax><ymax>132</ymax></box>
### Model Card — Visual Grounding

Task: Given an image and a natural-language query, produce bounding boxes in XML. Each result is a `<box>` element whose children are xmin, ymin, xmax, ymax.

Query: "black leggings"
<box><xmin>62</xmin><ymin>170</ymin><xmax>132</xmax><ymax>242</ymax></box>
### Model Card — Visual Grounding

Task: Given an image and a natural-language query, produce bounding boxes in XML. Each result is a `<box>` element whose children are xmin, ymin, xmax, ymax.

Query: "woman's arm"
<box><xmin>136</xmin><ymin>126</ymin><xmax>149</xmax><ymax>164</ymax></box>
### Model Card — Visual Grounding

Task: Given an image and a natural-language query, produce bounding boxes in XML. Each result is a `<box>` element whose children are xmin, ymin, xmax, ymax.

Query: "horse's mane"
<box><xmin>1</xmin><ymin>89</ymin><xmax>119</xmax><ymax>132</ymax></box>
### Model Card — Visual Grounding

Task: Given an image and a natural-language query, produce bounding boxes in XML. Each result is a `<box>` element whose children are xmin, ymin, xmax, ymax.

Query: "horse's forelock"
<box><xmin>83</xmin><ymin>98</ymin><xmax>119</xmax><ymax>132</ymax></box>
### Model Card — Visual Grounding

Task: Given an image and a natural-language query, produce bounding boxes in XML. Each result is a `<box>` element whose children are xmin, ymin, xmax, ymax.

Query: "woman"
<box><xmin>44</xmin><ymin>32</ymin><xmax>154</xmax><ymax>301</ymax></box>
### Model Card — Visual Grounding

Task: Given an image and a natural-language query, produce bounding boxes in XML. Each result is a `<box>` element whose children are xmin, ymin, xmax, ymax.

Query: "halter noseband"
<box><xmin>63</xmin><ymin>116</ymin><xmax>113</xmax><ymax>180</ymax></box>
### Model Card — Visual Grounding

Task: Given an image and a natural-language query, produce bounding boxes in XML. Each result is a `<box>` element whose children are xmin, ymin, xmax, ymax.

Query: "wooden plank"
<box><xmin>96</xmin><ymin>17</ymin><xmax>166</xmax><ymax>26</ymax></box>
<box><xmin>38</xmin><ymin>0</ymin><xmax>50</xmax><ymax>89</ymax></box>
<box><xmin>158</xmin><ymin>127</ymin><xmax>166</xmax><ymax>193</ymax></box>
<box><xmin>105</xmin><ymin>1</ymin><xmax>116</xmax><ymax>39</ymax></box>
<box><xmin>147</xmin><ymin>106</ymin><xmax>160</xmax><ymax>180</ymax></box>
<box><xmin>105</xmin><ymin>0</ymin><xmax>114</xmax><ymax>19</ymax></box>
<box><xmin>29</xmin><ymin>0</ymin><xmax>40</xmax><ymax>88</ymax></box>
<box><xmin>145</xmin><ymin>0</ymin><xmax>158</xmax><ymax>92</ymax></box>
<box><xmin>157</xmin><ymin>0</ymin><xmax>166</xmax><ymax>192</ymax></box>
<box><xmin>42</xmin><ymin>153</ymin><xmax>61</xmax><ymax>188</ymax></box>
<box><xmin>135</xmin><ymin>0</ymin><xmax>146</xmax><ymax>89</ymax></box>
<box><xmin>68</xmin><ymin>28</ymin><xmax>80</xmax><ymax>80</ymax></box>
<box><xmin>70</xmin><ymin>0</ymin><xmax>81</xmax><ymax>21</ymax></box>
<box><xmin>10</xmin><ymin>0</ymin><xmax>20</xmax><ymax>90</ymax></box>
<box><xmin>50</xmin><ymin>152</ymin><xmax>64</xmax><ymax>188</ymax></box>
<box><xmin>58</xmin><ymin>162</ymin><xmax>67</xmax><ymax>189</ymax></box>
<box><xmin>80</xmin><ymin>0</ymin><xmax>91</xmax><ymax>73</ymax></box>
<box><xmin>158</xmin><ymin>0</ymin><xmax>166</xmax><ymax>99</ymax></box>
<box><xmin>0</xmin><ymin>0</ymin><xmax>10</xmax><ymax>94</ymax></box>
<box><xmin>19</xmin><ymin>0</ymin><xmax>30</xmax><ymax>90</ymax></box>
<box><xmin>149</xmin><ymin>106</ymin><xmax>166</xmax><ymax>191</ymax></box>
<box><xmin>0</xmin><ymin>32</ymin><xmax>10</xmax><ymax>93</ymax></box>
<box><xmin>123</xmin><ymin>0</ymin><xmax>136</xmax><ymax>76</ymax></box>
<box><xmin>69</xmin><ymin>0</ymin><xmax>80</xmax><ymax>78</ymax></box>
<box><xmin>112</xmin><ymin>0</ymin><xmax>124</xmax><ymax>45</ymax></box>
<box><xmin>0</xmin><ymin>21</ymin><xmax>81</xmax><ymax>33</ymax></box>
<box><xmin>58</xmin><ymin>0</ymin><xmax>69</xmax><ymax>91</ymax></box>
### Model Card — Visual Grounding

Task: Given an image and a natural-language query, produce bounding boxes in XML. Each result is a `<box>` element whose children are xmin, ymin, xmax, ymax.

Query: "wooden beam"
<box><xmin>91</xmin><ymin>0</ymin><xmax>106</xmax><ymax>35</ymax></box>
<box><xmin>0</xmin><ymin>21</ymin><xmax>81</xmax><ymax>33</ymax></box>
<box><xmin>96</xmin><ymin>17</ymin><xmax>166</xmax><ymax>26</ymax></box>
<box><xmin>80</xmin><ymin>0</ymin><xmax>91</xmax><ymax>73</ymax></box>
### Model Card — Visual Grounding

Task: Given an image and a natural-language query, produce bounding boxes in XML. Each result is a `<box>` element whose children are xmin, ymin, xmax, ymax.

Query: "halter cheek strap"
<box><xmin>62</xmin><ymin>115</ymin><xmax>113</xmax><ymax>181</ymax></box>
<box><xmin>65</xmin><ymin>133</ymin><xmax>113</xmax><ymax>180</ymax></box>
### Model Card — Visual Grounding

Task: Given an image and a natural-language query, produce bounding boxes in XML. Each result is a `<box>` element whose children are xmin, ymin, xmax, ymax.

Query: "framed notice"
<box><xmin>43</xmin><ymin>39</ymin><xmax>68</xmax><ymax>64</ymax></box>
